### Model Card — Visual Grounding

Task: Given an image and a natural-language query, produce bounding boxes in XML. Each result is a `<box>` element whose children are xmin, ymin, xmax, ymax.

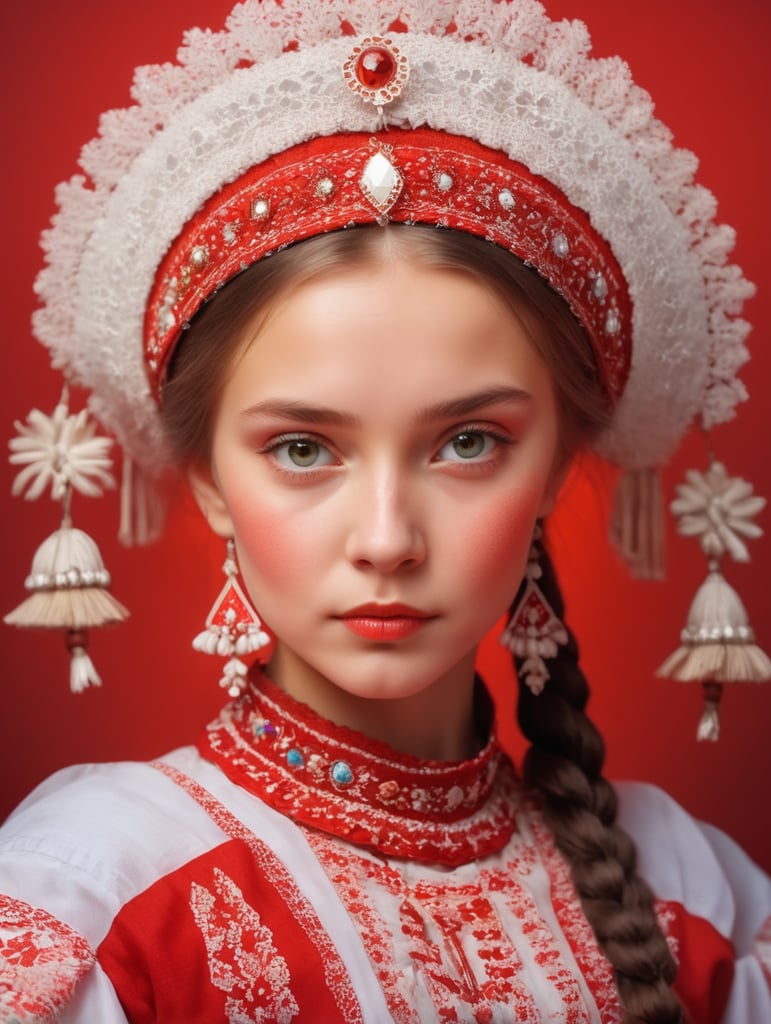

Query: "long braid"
<box><xmin>510</xmin><ymin>539</ymin><xmax>684</xmax><ymax>1023</ymax></box>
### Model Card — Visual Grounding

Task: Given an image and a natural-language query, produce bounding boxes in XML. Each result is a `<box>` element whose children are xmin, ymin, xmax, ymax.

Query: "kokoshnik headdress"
<box><xmin>6</xmin><ymin>0</ymin><xmax>769</xmax><ymax>734</ymax></box>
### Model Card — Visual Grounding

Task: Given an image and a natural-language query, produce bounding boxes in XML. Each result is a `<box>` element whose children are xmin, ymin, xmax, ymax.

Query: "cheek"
<box><xmin>455</xmin><ymin>487</ymin><xmax>542</xmax><ymax>594</ymax></box>
<box><xmin>226</xmin><ymin>497</ymin><xmax>314</xmax><ymax>591</ymax></box>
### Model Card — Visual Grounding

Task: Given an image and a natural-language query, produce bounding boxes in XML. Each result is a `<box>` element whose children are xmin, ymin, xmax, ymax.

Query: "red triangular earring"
<box><xmin>500</xmin><ymin>526</ymin><xmax>567</xmax><ymax>695</ymax></box>
<box><xmin>193</xmin><ymin>539</ymin><xmax>271</xmax><ymax>697</ymax></box>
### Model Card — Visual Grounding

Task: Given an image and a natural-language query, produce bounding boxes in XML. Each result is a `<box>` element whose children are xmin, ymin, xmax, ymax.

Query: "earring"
<box><xmin>500</xmin><ymin>525</ymin><xmax>567</xmax><ymax>695</ymax></box>
<box><xmin>193</xmin><ymin>539</ymin><xmax>271</xmax><ymax>697</ymax></box>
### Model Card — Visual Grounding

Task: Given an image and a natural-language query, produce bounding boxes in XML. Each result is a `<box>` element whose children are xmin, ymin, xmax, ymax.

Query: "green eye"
<box><xmin>451</xmin><ymin>432</ymin><xmax>486</xmax><ymax>459</ymax></box>
<box><xmin>436</xmin><ymin>429</ymin><xmax>502</xmax><ymax>464</ymax></box>
<box><xmin>287</xmin><ymin>440</ymin><xmax>321</xmax><ymax>467</ymax></box>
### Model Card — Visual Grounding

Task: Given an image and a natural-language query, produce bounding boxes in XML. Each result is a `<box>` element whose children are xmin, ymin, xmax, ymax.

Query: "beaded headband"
<box><xmin>146</xmin><ymin>129</ymin><xmax>631</xmax><ymax>405</ymax></box>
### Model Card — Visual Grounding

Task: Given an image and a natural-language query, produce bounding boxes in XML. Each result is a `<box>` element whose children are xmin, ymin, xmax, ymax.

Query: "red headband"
<box><xmin>146</xmin><ymin>128</ymin><xmax>631</xmax><ymax>402</ymax></box>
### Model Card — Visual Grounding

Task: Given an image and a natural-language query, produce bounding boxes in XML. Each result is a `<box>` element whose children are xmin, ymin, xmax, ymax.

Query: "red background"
<box><xmin>1</xmin><ymin>1</ymin><xmax>769</xmax><ymax>870</ymax></box>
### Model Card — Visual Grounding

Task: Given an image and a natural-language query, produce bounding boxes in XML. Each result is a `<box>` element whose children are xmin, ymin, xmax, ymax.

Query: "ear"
<box><xmin>188</xmin><ymin>463</ymin><xmax>234</xmax><ymax>538</ymax></box>
<box><xmin>537</xmin><ymin>452</ymin><xmax>572</xmax><ymax>518</ymax></box>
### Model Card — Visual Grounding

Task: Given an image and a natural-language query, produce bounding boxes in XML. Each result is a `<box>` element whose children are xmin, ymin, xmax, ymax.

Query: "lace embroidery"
<box><xmin>306</xmin><ymin>828</ymin><xmax>611</xmax><ymax>1023</ymax></box>
<box><xmin>191</xmin><ymin>868</ymin><xmax>299</xmax><ymax>1023</ymax></box>
<box><xmin>0</xmin><ymin>895</ymin><xmax>95</xmax><ymax>1024</ymax></box>
<box><xmin>198</xmin><ymin>673</ymin><xmax>519</xmax><ymax>866</ymax></box>
<box><xmin>654</xmin><ymin>901</ymin><xmax>681</xmax><ymax>965</ymax></box>
<box><xmin>524</xmin><ymin>808</ymin><xmax>622</xmax><ymax>1021</ymax></box>
<box><xmin>152</xmin><ymin>760</ymin><xmax>364</xmax><ymax>1024</ymax></box>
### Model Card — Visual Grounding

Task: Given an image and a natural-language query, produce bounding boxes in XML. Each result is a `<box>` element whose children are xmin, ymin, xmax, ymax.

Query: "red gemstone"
<box><xmin>355</xmin><ymin>46</ymin><xmax>396</xmax><ymax>90</ymax></box>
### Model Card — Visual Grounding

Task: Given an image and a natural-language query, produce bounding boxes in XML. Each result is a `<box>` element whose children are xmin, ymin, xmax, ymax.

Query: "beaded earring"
<box><xmin>193</xmin><ymin>539</ymin><xmax>271</xmax><ymax>697</ymax></box>
<box><xmin>500</xmin><ymin>524</ymin><xmax>567</xmax><ymax>695</ymax></box>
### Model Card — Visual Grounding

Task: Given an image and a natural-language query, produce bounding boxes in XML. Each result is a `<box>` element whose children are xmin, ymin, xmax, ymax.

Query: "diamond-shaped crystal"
<box><xmin>360</xmin><ymin>150</ymin><xmax>403</xmax><ymax>213</ymax></box>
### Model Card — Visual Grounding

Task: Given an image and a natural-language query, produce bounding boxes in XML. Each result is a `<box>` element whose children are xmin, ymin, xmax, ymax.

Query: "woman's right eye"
<box><xmin>266</xmin><ymin>435</ymin><xmax>337</xmax><ymax>472</ymax></box>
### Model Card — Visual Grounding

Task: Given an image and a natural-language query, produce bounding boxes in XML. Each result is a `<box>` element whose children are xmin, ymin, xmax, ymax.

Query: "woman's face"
<box><xmin>193</xmin><ymin>258</ymin><xmax>563</xmax><ymax>737</ymax></box>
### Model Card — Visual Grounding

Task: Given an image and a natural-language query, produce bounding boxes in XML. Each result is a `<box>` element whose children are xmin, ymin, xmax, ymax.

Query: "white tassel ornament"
<box><xmin>657</xmin><ymin>458</ymin><xmax>770</xmax><ymax>739</ymax></box>
<box><xmin>5</xmin><ymin>392</ymin><xmax>128</xmax><ymax>691</ymax></box>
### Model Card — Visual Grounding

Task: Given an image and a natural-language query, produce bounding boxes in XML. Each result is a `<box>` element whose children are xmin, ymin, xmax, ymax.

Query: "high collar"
<box><xmin>198</xmin><ymin>669</ymin><xmax>521</xmax><ymax>867</ymax></box>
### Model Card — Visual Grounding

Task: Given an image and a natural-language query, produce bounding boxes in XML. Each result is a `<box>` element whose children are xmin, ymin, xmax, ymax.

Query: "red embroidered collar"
<box><xmin>198</xmin><ymin>671</ymin><xmax>521</xmax><ymax>867</ymax></box>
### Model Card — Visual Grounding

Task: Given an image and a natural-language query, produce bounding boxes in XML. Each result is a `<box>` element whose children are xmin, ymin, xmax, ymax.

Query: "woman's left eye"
<box><xmin>267</xmin><ymin>435</ymin><xmax>337</xmax><ymax>472</ymax></box>
<box><xmin>436</xmin><ymin>430</ymin><xmax>500</xmax><ymax>462</ymax></box>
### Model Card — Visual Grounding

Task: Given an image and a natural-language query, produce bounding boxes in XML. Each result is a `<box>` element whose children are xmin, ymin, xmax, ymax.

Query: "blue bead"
<box><xmin>286</xmin><ymin>748</ymin><xmax>304</xmax><ymax>769</ymax></box>
<box><xmin>331</xmin><ymin>760</ymin><xmax>354</xmax><ymax>786</ymax></box>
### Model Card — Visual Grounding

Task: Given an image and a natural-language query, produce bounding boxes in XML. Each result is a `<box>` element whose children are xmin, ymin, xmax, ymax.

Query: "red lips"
<box><xmin>338</xmin><ymin>603</ymin><xmax>436</xmax><ymax>641</ymax></box>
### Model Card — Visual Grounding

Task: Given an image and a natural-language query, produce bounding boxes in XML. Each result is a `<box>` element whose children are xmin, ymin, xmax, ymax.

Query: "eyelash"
<box><xmin>258</xmin><ymin>432</ymin><xmax>340</xmax><ymax>480</ymax></box>
<box><xmin>258</xmin><ymin>423</ymin><xmax>514</xmax><ymax>479</ymax></box>
<box><xmin>434</xmin><ymin>423</ymin><xmax>513</xmax><ymax>463</ymax></box>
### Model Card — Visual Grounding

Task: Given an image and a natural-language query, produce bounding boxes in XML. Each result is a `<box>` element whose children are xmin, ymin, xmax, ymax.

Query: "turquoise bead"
<box><xmin>331</xmin><ymin>760</ymin><xmax>354</xmax><ymax>786</ymax></box>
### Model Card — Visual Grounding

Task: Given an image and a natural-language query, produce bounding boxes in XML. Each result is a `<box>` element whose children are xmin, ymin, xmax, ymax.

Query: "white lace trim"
<box><xmin>33</xmin><ymin>0</ymin><xmax>753</xmax><ymax>472</ymax></box>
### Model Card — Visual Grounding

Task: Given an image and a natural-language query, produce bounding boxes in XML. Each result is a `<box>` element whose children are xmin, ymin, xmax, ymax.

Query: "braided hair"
<box><xmin>511</xmin><ymin>537</ymin><xmax>683</xmax><ymax>1023</ymax></box>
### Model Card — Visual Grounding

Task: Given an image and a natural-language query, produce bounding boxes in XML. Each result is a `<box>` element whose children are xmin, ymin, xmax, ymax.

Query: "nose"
<box><xmin>344</xmin><ymin>466</ymin><xmax>426</xmax><ymax>573</ymax></box>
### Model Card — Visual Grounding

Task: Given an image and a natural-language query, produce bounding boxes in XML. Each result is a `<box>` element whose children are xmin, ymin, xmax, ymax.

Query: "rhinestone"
<box><xmin>592</xmin><ymin>273</ymin><xmax>608</xmax><ymax>299</ymax></box>
<box><xmin>250</xmin><ymin>196</ymin><xmax>270</xmax><ymax>221</ymax></box>
<box><xmin>435</xmin><ymin>172</ymin><xmax>454</xmax><ymax>192</ymax></box>
<box><xmin>360</xmin><ymin>150</ymin><xmax>403</xmax><ymax>213</ymax></box>
<box><xmin>287</xmin><ymin>748</ymin><xmax>305</xmax><ymax>769</ymax></box>
<box><xmin>331</xmin><ymin>760</ymin><xmax>354</xmax><ymax>786</ymax></box>
<box><xmin>605</xmin><ymin>310</ymin><xmax>621</xmax><ymax>335</ymax></box>
<box><xmin>315</xmin><ymin>177</ymin><xmax>335</xmax><ymax>198</ymax></box>
<box><xmin>355</xmin><ymin>45</ymin><xmax>396</xmax><ymax>90</ymax></box>
<box><xmin>551</xmin><ymin>232</ymin><xmax>569</xmax><ymax>257</ymax></box>
<box><xmin>160</xmin><ymin>309</ymin><xmax>176</xmax><ymax>333</ymax></box>
<box><xmin>498</xmin><ymin>189</ymin><xmax>515</xmax><ymax>211</ymax></box>
<box><xmin>255</xmin><ymin>719</ymin><xmax>278</xmax><ymax>739</ymax></box>
<box><xmin>189</xmin><ymin>245</ymin><xmax>209</xmax><ymax>269</ymax></box>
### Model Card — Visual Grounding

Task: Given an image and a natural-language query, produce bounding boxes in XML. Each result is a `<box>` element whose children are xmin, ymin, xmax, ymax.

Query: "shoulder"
<box><xmin>0</xmin><ymin>749</ymin><xmax>235</xmax><ymax>1024</ymax></box>
<box><xmin>614</xmin><ymin>780</ymin><xmax>770</xmax><ymax>940</ymax></box>
<box><xmin>0</xmin><ymin>749</ymin><xmax>228</xmax><ymax>939</ymax></box>
<box><xmin>615</xmin><ymin>781</ymin><xmax>771</xmax><ymax>1024</ymax></box>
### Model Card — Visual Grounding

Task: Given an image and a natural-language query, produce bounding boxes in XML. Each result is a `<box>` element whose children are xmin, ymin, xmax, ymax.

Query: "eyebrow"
<box><xmin>417</xmin><ymin>385</ymin><xmax>532</xmax><ymax>422</ymax></box>
<box><xmin>240</xmin><ymin>386</ymin><xmax>532</xmax><ymax>427</ymax></box>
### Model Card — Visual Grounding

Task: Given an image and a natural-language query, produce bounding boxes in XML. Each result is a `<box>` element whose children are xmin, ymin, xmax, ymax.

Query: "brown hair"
<box><xmin>161</xmin><ymin>225</ymin><xmax>682</xmax><ymax>1022</ymax></box>
<box><xmin>161</xmin><ymin>225</ymin><xmax>609</xmax><ymax>465</ymax></box>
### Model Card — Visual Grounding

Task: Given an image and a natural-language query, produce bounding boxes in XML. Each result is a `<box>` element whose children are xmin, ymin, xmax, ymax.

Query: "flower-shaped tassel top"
<box><xmin>657</xmin><ymin>458</ymin><xmax>770</xmax><ymax>740</ymax></box>
<box><xmin>4</xmin><ymin>389</ymin><xmax>129</xmax><ymax>693</ymax></box>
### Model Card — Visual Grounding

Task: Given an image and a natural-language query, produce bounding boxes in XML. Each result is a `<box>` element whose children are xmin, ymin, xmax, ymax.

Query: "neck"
<box><xmin>264</xmin><ymin>646</ymin><xmax>483</xmax><ymax>762</ymax></box>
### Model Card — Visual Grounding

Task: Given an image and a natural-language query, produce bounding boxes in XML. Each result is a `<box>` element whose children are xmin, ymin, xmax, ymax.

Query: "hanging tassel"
<box><xmin>500</xmin><ymin>527</ymin><xmax>567</xmax><ymax>695</ymax></box>
<box><xmin>5</xmin><ymin>391</ymin><xmax>129</xmax><ymax>691</ymax></box>
<box><xmin>657</xmin><ymin>457</ymin><xmax>769</xmax><ymax>739</ymax></box>
<box><xmin>66</xmin><ymin>630</ymin><xmax>103</xmax><ymax>694</ymax></box>
<box><xmin>5</xmin><ymin>525</ymin><xmax>129</xmax><ymax>693</ymax></box>
<box><xmin>696</xmin><ymin>683</ymin><xmax>723</xmax><ymax>742</ymax></box>
<box><xmin>193</xmin><ymin>539</ymin><xmax>271</xmax><ymax>697</ymax></box>
<box><xmin>610</xmin><ymin>467</ymin><xmax>665</xmax><ymax>579</ymax></box>
<box><xmin>119</xmin><ymin>454</ymin><xmax>166</xmax><ymax>546</ymax></box>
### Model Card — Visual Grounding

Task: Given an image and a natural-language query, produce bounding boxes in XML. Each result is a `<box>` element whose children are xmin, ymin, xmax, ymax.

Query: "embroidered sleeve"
<box><xmin>0</xmin><ymin>894</ymin><xmax>95</xmax><ymax>1024</ymax></box>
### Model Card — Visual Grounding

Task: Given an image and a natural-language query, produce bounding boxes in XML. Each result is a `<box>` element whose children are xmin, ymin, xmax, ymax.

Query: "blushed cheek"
<box><xmin>460</xmin><ymin>491</ymin><xmax>542</xmax><ymax>595</ymax></box>
<box><xmin>227</xmin><ymin>500</ymin><xmax>316</xmax><ymax>592</ymax></box>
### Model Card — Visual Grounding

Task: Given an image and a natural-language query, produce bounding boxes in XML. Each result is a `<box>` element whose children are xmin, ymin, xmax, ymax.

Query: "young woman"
<box><xmin>1</xmin><ymin>2</ymin><xmax>769</xmax><ymax>1022</ymax></box>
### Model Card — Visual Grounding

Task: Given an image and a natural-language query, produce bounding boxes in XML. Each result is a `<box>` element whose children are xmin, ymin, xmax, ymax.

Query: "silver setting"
<box><xmin>250</xmin><ymin>196</ymin><xmax>271</xmax><ymax>221</ymax></box>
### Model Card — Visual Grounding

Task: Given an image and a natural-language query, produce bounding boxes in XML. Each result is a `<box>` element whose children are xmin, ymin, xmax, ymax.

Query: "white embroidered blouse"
<box><xmin>0</xmin><ymin>673</ymin><xmax>769</xmax><ymax>1023</ymax></box>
